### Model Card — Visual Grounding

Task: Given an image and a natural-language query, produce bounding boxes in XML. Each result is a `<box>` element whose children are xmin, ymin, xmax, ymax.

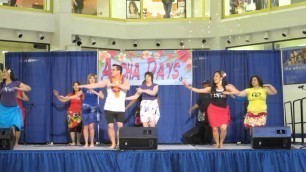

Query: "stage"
<box><xmin>1</xmin><ymin>144</ymin><xmax>306</xmax><ymax>172</ymax></box>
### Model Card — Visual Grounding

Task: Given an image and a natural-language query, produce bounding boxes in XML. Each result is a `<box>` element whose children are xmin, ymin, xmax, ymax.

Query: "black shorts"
<box><xmin>104</xmin><ymin>110</ymin><xmax>125</xmax><ymax>124</ymax></box>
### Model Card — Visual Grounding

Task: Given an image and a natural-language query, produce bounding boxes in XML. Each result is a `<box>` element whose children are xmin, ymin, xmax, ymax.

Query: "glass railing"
<box><xmin>223</xmin><ymin>0</ymin><xmax>306</xmax><ymax>18</ymax></box>
<box><xmin>0</xmin><ymin>0</ymin><xmax>52</xmax><ymax>12</ymax></box>
<box><xmin>73</xmin><ymin>0</ymin><xmax>210</xmax><ymax>20</ymax></box>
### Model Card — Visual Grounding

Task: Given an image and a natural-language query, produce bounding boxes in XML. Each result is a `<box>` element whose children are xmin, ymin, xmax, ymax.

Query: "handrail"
<box><xmin>284</xmin><ymin>101</ymin><xmax>294</xmax><ymax>143</ymax></box>
<box><xmin>292</xmin><ymin>97</ymin><xmax>306</xmax><ymax>145</ymax></box>
<box><xmin>301</xmin><ymin>97</ymin><xmax>306</xmax><ymax>144</ymax></box>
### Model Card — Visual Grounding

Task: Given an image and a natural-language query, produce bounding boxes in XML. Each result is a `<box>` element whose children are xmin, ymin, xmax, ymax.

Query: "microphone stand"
<box><xmin>23</xmin><ymin>103</ymin><xmax>35</xmax><ymax>145</ymax></box>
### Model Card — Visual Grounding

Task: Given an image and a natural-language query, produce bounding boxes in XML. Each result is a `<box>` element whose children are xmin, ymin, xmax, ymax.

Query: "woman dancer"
<box><xmin>183</xmin><ymin>71</ymin><xmax>239</xmax><ymax>148</ymax></box>
<box><xmin>54</xmin><ymin>81</ymin><xmax>84</xmax><ymax>146</ymax></box>
<box><xmin>126</xmin><ymin>72</ymin><xmax>160</xmax><ymax>127</ymax></box>
<box><xmin>235</xmin><ymin>75</ymin><xmax>277</xmax><ymax>129</ymax></box>
<box><xmin>0</xmin><ymin>68</ymin><xmax>31</xmax><ymax>144</ymax></box>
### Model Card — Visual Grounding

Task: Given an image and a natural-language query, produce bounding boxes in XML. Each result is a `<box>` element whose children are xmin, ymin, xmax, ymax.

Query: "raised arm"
<box><xmin>224</xmin><ymin>84</ymin><xmax>240</xmax><ymax>95</ymax></box>
<box><xmin>53</xmin><ymin>90</ymin><xmax>70</xmax><ymax>103</ymax></box>
<box><xmin>88</xmin><ymin>89</ymin><xmax>104</xmax><ymax>99</ymax></box>
<box><xmin>182</xmin><ymin>79</ymin><xmax>211</xmax><ymax>93</ymax></box>
<box><xmin>112</xmin><ymin>78</ymin><xmax>130</xmax><ymax>91</ymax></box>
<box><xmin>18</xmin><ymin>82</ymin><xmax>31</xmax><ymax>92</ymax></box>
<box><xmin>142</xmin><ymin>85</ymin><xmax>158</xmax><ymax>96</ymax></box>
<box><xmin>263</xmin><ymin>84</ymin><xmax>277</xmax><ymax>95</ymax></box>
<box><xmin>126</xmin><ymin>89</ymin><xmax>142</xmax><ymax>100</ymax></box>
<box><xmin>65</xmin><ymin>90</ymin><xmax>84</xmax><ymax>100</ymax></box>
<box><xmin>79</xmin><ymin>79</ymin><xmax>108</xmax><ymax>89</ymax></box>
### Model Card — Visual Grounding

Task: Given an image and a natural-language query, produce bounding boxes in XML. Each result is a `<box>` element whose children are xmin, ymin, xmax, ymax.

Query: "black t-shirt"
<box><xmin>196</xmin><ymin>93</ymin><xmax>211</xmax><ymax>112</ymax></box>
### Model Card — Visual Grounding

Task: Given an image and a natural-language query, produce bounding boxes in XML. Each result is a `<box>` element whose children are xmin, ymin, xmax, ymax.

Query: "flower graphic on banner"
<box><xmin>176</xmin><ymin>50</ymin><xmax>191</xmax><ymax>63</ymax></box>
<box><xmin>99</xmin><ymin>51</ymin><xmax>111</xmax><ymax>63</ymax></box>
<box><xmin>154</xmin><ymin>52</ymin><xmax>161</xmax><ymax>59</ymax></box>
<box><xmin>185</xmin><ymin>58</ymin><xmax>192</xmax><ymax>71</ymax></box>
<box><xmin>128</xmin><ymin>51</ymin><xmax>136</xmax><ymax>61</ymax></box>
<box><xmin>117</xmin><ymin>52</ymin><xmax>127</xmax><ymax>62</ymax></box>
<box><xmin>141</xmin><ymin>51</ymin><xmax>152</xmax><ymax>59</ymax></box>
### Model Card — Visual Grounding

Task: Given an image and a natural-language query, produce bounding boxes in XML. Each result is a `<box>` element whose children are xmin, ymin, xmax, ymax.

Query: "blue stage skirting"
<box><xmin>1</xmin><ymin>149</ymin><xmax>306</xmax><ymax>172</ymax></box>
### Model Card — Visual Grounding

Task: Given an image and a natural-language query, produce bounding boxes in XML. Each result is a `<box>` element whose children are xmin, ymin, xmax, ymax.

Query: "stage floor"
<box><xmin>12</xmin><ymin>143</ymin><xmax>304</xmax><ymax>151</ymax></box>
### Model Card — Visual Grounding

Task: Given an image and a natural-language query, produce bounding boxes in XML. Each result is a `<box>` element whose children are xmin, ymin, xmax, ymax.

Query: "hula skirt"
<box><xmin>0</xmin><ymin>103</ymin><xmax>23</xmax><ymax>130</ymax></box>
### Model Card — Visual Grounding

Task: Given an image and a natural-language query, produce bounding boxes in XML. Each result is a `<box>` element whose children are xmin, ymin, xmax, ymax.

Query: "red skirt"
<box><xmin>207</xmin><ymin>103</ymin><xmax>231</xmax><ymax>127</ymax></box>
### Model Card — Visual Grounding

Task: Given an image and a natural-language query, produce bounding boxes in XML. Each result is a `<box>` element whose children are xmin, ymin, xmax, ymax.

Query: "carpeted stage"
<box><xmin>1</xmin><ymin>144</ymin><xmax>306</xmax><ymax>172</ymax></box>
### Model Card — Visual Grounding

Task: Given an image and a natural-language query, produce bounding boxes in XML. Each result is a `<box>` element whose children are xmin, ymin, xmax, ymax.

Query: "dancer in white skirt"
<box><xmin>126</xmin><ymin>72</ymin><xmax>160</xmax><ymax>127</ymax></box>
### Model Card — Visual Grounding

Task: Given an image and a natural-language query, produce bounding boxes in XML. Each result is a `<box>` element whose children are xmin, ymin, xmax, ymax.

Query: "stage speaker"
<box><xmin>0</xmin><ymin>128</ymin><xmax>15</xmax><ymax>150</ymax></box>
<box><xmin>251</xmin><ymin>126</ymin><xmax>291</xmax><ymax>149</ymax></box>
<box><xmin>182</xmin><ymin>125</ymin><xmax>212</xmax><ymax>145</ymax></box>
<box><xmin>119</xmin><ymin>127</ymin><xmax>158</xmax><ymax>150</ymax></box>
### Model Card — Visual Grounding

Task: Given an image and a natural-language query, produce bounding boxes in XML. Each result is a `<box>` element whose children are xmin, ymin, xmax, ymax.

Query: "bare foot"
<box><xmin>83</xmin><ymin>144</ymin><xmax>89</xmax><ymax>148</ymax></box>
<box><xmin>70</xmin><ymin>142</ymin><xmax>76</xmax><ymax>146</ymax></box>
<box><xmin>108</xmin><ymin>145</ymin><xmax>116</xmax><ymax>149</ymax></box>
<box><xmin>214</xmin><ymin>144</ymin><xmax>220</xmax><ymax>148</ymax></box>
<box><xmin>219</xmin><ymin>144</ymin><xmax>224</xmax><ymax>148</ymax></box>
<box><xmin>77</xmin><ymin>142</ymin><xmax>81</xmax><ymax>146</ymax></box>
<box><xmin>90</xmin><ymin>144</ymin><xmax>95</xmax><ymax>148</ymax></box>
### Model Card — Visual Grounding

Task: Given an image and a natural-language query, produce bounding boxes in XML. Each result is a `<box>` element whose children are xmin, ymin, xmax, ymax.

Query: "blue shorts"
<box><xmin>82</xmin><ymin>104</ymin><xmax>99</xmax><ymax>126</ymax></box>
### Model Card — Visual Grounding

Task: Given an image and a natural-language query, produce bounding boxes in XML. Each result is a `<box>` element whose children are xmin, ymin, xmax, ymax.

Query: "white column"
<box><xmin>51</xmin><ymin>0</ymin><xmax>79</xmax><ymax>51</ymax></box>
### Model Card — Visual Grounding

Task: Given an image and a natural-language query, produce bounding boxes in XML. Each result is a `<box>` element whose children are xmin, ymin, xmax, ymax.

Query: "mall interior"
<box><xmin>0</xmin><ymin>0</ymin><xmax>306</xmax><ymax>65</ymax></box>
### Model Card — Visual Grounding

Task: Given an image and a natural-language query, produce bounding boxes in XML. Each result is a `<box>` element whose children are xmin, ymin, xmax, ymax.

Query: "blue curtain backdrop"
<box><xmin>5</xmin><ymin>50</ymin><xmax>283</xmax><ymax>144</ymax></box>
<box><xmin>5</xmin><ymin>51</ymin><xmax>99</xmax><ymax>143</ymax></box>
<box><xmin>192</xmin><ymin>50</ymin><xmax>283</xmax><ymax>142</ymax></box>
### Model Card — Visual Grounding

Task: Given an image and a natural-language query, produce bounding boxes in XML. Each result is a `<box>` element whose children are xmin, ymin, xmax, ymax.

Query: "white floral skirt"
<box><xmin>244</xmin><ymin>112</ymin><xmax>267</xmax><ymax>128</ymax></box>
<box><xmin>140</xmin><ymin>99</ymin><xmax>160</xmax><ymax>124</ymax></box>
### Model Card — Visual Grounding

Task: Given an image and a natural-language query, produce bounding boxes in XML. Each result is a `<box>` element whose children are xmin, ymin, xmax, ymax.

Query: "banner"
<box><xmin>98</xmin><ymin>50</ymin><xmax>192</xmax><ymax>85</ymax></box>
<box><xmin>282</xmin><ymin>48</ymin><xmax>306</xmax><ymax>85</ymax></box>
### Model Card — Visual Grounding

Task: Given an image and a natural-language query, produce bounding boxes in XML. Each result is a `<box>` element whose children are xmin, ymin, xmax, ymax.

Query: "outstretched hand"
<box><xmin>182</xmin><ymin>79</ymin><xmax>190</xmax><ymax>88</ymax></box>
<box><xmin>53</xmin><ymin>90</ymin><xmax>59</xmax><ymax>96</ymax></box>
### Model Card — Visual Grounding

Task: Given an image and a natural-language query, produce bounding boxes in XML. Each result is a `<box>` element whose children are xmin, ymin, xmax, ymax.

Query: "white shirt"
<box><xmin>104</xmin><ymin>86</ymin><xmax>126</xmax><ymax>112</ymax></box>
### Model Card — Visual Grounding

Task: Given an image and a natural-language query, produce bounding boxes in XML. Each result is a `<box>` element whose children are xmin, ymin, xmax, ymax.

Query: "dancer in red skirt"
<box><xmin>183</xmin><ymin>71</ymin><xmax>239</xmax><ymax>148</ymax></box>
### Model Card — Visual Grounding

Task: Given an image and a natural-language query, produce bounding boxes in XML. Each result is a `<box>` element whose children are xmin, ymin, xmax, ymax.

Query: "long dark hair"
<box><xmin>128</xmin><ymin>1</ymin><xmax>138</xmax><ymax>14</ymax></box>
<box><xmin>1</xmin><ymin>68</ymin><xmax>17</xmax><ymax>88</ymax></box>
<box><xmin>72</xmin><ymin>81</ymin><xmax>81</xmax><ymax>95</ymax></box>
<box><xmin>249</xmin><ymin>75</ymin><xmax>263</xmax><ymax>88</ymax></box>
<box><xmin>210</xmin><ymin>70</ymin><xmax>228</xmax><ymax>93</ymax></box>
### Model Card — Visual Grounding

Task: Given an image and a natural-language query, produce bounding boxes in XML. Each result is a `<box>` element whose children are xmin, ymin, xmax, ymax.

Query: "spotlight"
<box><xmin>226</xmin><ymin>37</ymin><xmax>232</xmax><ymax>44</ymax></box>
<box><xmin>245</xmin><ymin>35</ymin><xmax>250</xmax><ymax>42</ymax></box>
<box><xmin>264</xmin><ymin>32</ymin><xmax>269</xmax><ymax>40</ymax></box>
<box><xmin>90</xmin><ymin>37</ymin><xmax>96</xmax><ymax>45</ymax></box>
<box><xmin>133</xmin><ymin>41</ymin><xmax>138</xmax><ymax>47</ymax></box>
<box><xmin>72</xmin><ymin>35</ymin><xmax>82</xmax><ymax>46</ymax></box>
<box><xmin>156</xmin><ymin>41</ymin><xmax>160</xmax><ymax>47</ymax></box>
<box><xmin>282</xmin><ymin>29</ymin><xmax>288</xmax><ymax>37</ymax></box>
<box><xmin>202</xmin><ymin>39</ymin><xmax>206</xmax><ymax>44</ymax></box>
<box><xmin>111</xmin><ymin>40</ymin><xmax>116</xmax><ymax>45</ymax></box>
<box><xmin>179</xmin><ymin>40</ymin><xmax>184</xmax><ymax>47</ymax></box>
<box><xmin>38</xmin><ymin>33</ymin><xmax>45</xmax><ymax>40</ymax></box>
<box><xmin>16</xmin><ymin>31</ymin><xmax>23</xmax><ymax>38</ymax></box>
